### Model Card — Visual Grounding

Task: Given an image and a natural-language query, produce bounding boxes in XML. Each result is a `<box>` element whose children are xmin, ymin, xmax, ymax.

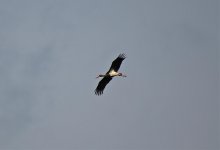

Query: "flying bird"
<box><xmin>95</xmin><ymin>53</ymin><xmax>127</xmax><ymax>95</ymax></box>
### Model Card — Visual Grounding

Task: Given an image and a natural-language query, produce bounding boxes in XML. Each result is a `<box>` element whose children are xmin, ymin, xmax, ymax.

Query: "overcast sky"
<box><xmin>0</xmin><ymin>0</ymin><xmax>219</xmax><ymax>150</ymax></box>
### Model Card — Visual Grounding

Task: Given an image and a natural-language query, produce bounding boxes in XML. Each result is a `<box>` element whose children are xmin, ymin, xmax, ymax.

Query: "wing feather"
<box><xmin>108</xmin><ymin>53</ymin><xmax>126</xmax><ymax>72</ymax></box>
<box><xmin>95</xmin><ymin>76</ymin><xmax>112</xmax><ymax>95</ymax></box>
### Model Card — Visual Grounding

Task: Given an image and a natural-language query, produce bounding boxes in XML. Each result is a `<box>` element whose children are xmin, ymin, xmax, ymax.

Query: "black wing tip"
<box><xmin>95</xmin><ymin>90</ymin><xmax>103</xmax><ymax>96</ymax></box>
<box><xmin>118</xmin><ymin>53</ymin><xmax>126</xmax><ymax>59</ymax></box>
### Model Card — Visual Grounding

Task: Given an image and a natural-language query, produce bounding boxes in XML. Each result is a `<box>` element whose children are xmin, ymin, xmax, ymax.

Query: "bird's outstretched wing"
<box><xmin>95</xmin><ymin>76</ymin><xmax>112</xmax><ymax>95</ymax></box>
<box><xmin>108</xmin><ymin>53</ymin><xmax>126</xmax><ymax>72</ymax></box>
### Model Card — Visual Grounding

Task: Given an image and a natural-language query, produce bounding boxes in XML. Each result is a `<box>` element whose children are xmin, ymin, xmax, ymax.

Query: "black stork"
<box><xmin>95</xmin><ymin>53</ymin><xmax>126</xmax><ymax>95</ymax></box>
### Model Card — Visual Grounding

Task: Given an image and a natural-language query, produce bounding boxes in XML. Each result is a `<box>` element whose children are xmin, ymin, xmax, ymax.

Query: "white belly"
<box><xmin>109</xmin><ymin>70</ymin><xmax>119</xmax><ymax>77</ymax></box>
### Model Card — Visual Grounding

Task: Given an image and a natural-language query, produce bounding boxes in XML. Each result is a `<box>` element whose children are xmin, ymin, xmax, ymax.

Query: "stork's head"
<box><xmin>118</xmin><ymin>73</ymin><xmax>127</xmax><ymax>77</ymax></box>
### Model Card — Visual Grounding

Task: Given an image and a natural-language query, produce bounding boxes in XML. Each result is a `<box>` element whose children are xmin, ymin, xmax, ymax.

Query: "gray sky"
<box><xmin>0</xmin><ymin>0</ymin><xmax>219</xmax><ymax>150</ymax></box>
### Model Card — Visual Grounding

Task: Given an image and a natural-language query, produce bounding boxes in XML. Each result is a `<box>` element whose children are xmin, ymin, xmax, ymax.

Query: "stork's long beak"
<box><xmin>122</xmin><ymin>74</ymin><xmax>127</xmax><ymax>77</ymax></box>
